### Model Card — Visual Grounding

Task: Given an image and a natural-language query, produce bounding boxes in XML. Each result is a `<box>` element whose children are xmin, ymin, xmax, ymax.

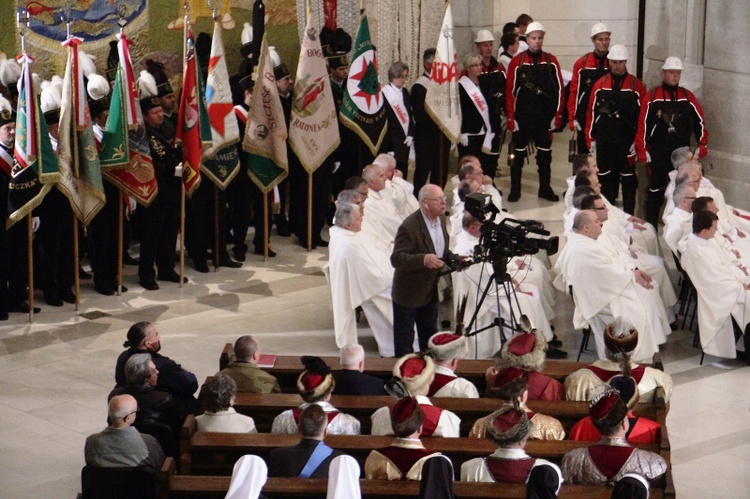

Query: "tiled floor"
<box><xmin>1</xmin><ymin>134</ymin><xmax>747</xmax><ymax>498</ymax></box>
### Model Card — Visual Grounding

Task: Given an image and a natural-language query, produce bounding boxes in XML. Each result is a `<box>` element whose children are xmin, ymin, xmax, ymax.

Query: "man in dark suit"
<box><xmin>332</xmin><ymin>344</ymin><xmax>387</xmax><ymax>396</ymax></box>
<box><xmin>268</xmin><ymin>404</ymin><xmax>345</xmax><ymax>478</ymax></box>
<box><xmin>391</xmin><ymin>184</ymin><xmax>451</xmax><ymax>356</ymax></box>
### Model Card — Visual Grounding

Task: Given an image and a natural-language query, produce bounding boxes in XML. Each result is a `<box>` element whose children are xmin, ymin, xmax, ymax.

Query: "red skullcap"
<box><xmin>400</xmin><ymin>357</ymin><xmax>427</xmax><ymax>378</ymax></box>
<box><xmin>300</xmin><ymin>372</ymin><xmax>325</xmax><ymax>390</ymax></box>
<box><xmin>507</xmin><ymin>332</ymin><xmax>536</xmax><ymax>356</ymax></box>
<box><xmin>492</xmin><ymin>367</ymin><xmax>526</xmax><ymax>389</ymax></box>
<box><xmin>391</xmin><ymin>396</ymin><xmax>419</xmax><ymax>424</ymax></box>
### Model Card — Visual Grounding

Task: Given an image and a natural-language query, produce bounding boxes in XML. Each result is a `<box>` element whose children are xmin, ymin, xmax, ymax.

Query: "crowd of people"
<box><xmin>84</xmin><ymin>320</ymin><xmax>673</xmax><ymax>497</ymax></box>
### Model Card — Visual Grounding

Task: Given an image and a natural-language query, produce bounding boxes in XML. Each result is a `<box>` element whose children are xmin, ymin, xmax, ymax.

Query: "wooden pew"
<box><xmin>161</xmin><ymin>457</ymin><xmax>675</xmax><ymax>498</ymax></box>
<box><xmin>179</xmin><ymin>416</ymin><xmax>666</xmax><ymax>476</ymax></box>
<box><xmin>218</xmin><ymin>345</ymin><xmax>664</xmax><ymax>394</ymax></box>
<box><xmin>202</xmin><ymin>383</ymin><xmax>667</xmax><ymax>436</ymax></box>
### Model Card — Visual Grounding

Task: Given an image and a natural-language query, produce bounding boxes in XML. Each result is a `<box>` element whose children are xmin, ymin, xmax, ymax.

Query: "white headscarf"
<box><xmin>326</xmin><ymin>455</ymin><xmax>361</xmax><ymax>499</ymax></box>
<box><xmin>224</xmin><ymin>454</ymin><xmax>268</xmax><ymax>499</ymax></box>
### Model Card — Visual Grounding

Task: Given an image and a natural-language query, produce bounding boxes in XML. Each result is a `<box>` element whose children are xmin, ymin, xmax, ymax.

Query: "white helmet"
<box><xmin>474</xmin><ymin>29</ymin><xmax>494</xmax><ymax>44</ymax></box>
<box><xmin>525</xmin><ymin>21</ymin><xmax>545</xmax><ymax>35</ymax></box>
<box><xmin>590</xmin><ymin>23</ymin><xmax>611</xmax><ymax>38</ymax></box>
<box><xmin>607</xmin><ymin>45</ymin><xmax>629</xmax><ymax>61</ymax></box>
<box><xmin>662</xmin><ymin>56</ymin><xmax>684</xmax><ymax>71</ymax></box>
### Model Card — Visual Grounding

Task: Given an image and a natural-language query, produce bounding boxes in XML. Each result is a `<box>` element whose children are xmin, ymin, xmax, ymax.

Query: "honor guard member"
<box><xmin>636</xmin><ymin>56</ymin><xmax>708</xmax><ymax>227</ymax></box>
<box><xmin>145</xmin><ymin>60</ymin><xmax>178</xmax><ymax>130</ymax></box>
<box><xmin>505</xmin><ymin>22</ymin><xmax>564</xmax><ymax>202</ymax></box>
<box><xmin>475</xmin><ymin>29</ymin><xmax>505</xmax><ymax>180</ymax></box>
<box><xmin>38</xmin><ymin>79</ymin><xmax>76</xmax><ymax>307</ymax></box>
<box><xmin>86</xmin><ymin>68</ymin><xmax>128</xmax><ymax>295</ymax></box>
<box><xmin>0</xmin><ymin>53</ymin><xmax>21</xmax><ymax>110</ymax></box>
<box><xmin>322</xmin><ymin>26</ymin><xmax>356</xmax><ymax>203</ymax></box>
<box><xmin>383</xmin><ymin>61</ymin><xmax>414</xmax><ymax>179</ymax></box>
<box><xmin>561</xmin><ymin>389</ymin><xmax>667</xmax><ymax>485</ymax></box>
<box><xmin>460</xmin><ymin>406</ymin><xmax>563</xmax><ymax>493</ymax></box>
<box><xmin>585</xmin><ymin>45</ymin><xmax>647</xmax><ymax>215</ymax></box>
<box><xmin>426</xmin><ymin>332</ymin><xmax>480</xmax><ymax>398</ymax></box>
<box><xmin>365</xmin><ymin>397</ymin><xmax>443</xmax><ymax>481</ymax></box>
<box><xmin>411</xmin><ymin>48</ymin><xmax>450</xmax><ymax>193</ymax></box>
<box><xmin>568</xmin><ymin>23</ymin><xmax>611</xmax><ymax>154</ymax></box>
<box><xmin>272</xmin><ymin>47</ymin><xmax>295</xmax><ymax>240</ymax></box>
<box><xmin>137</xmin><ymin>70</ymin><xmax>185</xmax><ymax>290</ymax></box>
<box><xmin>496</xmin><ymin>329</ymin><xmax>564</xmax><ymax>400</ymax></box>
<box><xmin>0</xmin><ymin>96</ymin><xmax>36</xmax><ymax>318</ymax></box>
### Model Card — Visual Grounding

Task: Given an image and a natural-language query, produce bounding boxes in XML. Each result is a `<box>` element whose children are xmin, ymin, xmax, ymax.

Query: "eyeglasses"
<box><xmin>592</xmin><ymin>207</ymin><xmax>607</xmax><ymax>210</ymax></box>
<box><xmin>357</xmin><ymin>190</ymin><xmax>368</xmax><ymax>198</ymax></box>
<box><xmin>424</xmin><ymin>196</ymin><xmax>447</xmax><ymax>202</ymax></box>
<box><xmin>469</xmin><ymin>63</ymin><xmax>482</xmax><ymax>68</ymax></box>
<box><xmin>123</xmin><ymin>408</ymin><xmax>140</xmax><ymax>420</ymax></box>
<box><xmin>684</xmin><ymin>196</ymin><xmax>697</xmax><ymax>200</ymax></box>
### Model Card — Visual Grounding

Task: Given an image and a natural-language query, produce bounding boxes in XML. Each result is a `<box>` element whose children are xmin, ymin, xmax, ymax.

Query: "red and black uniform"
<box><xmin>478</xmin><ymin>57</ymin><xmax>506</xmax><ymax>179</ymax></box>
<box><xmin>505</xmin><ymin>49</ymin><xmax>564</xmax><ymax>200</ymax></box>
<box><xmin>568</xmin><ymin>52</ymin><xmax>610</xmax><ymax>153</ymax></box>
<box><xmin>585</xmin><ymin>71</ymin><xmax>647</xmax><ymax>214</ymax></box>
<box><xmin>635</xmin><ymin>83</ymin><xmax>707</xmax><ymax>226</ymax></box>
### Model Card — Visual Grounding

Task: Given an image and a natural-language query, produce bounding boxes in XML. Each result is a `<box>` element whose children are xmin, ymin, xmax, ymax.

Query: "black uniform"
<box><xmin>383</xmin><ymin>84</ymin><xmax>414</xmax><ymax>178</ymax></box>
<box><xmin>410</xmin><ymin>74</ymin><xmax>450</xmax><ymax>193</ymax></box>
<box><xmin>139</xmin><ymin>123</ymin><xmax>181</xmax><ymax>285</ymax></box>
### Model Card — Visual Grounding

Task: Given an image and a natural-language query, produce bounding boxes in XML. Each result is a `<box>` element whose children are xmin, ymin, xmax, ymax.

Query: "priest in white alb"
<box><xmin>362</xmin><ymin>164</ymin><xmax>406</xmax><ymax>238</ymax></box>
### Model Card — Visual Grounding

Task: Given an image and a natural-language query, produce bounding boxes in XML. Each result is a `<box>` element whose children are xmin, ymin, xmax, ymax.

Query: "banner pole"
<box><xmin>263</xmin><ymin>192</ymin><xmax>269</xmax><ymax>261</ymax></box>
<box><xmin>117</xmin><ymin>190</ymin><xmax>124</xmax><ymax>296</ymax></box>
<box><xmin>73</xmin><ymin>214</ymin><xmax>80</xmax><ymax>311</ymax></box>
<box><xmin>214</xmin><ymin>185</ymin><xmax>220</xmax><ymax>271</ymax></box>
<box><xmin>307</xmin><ymin>172</ymin><xmax>313</xmax><ymax>251</ymax></box>
<box><xmin>27</xmin><ymin>214</ymin><xmax>34</xmax><ymax>323</ymax></box>
<box><xmin>180</xmin><ymin>184</ymin><xmax>186</xmax><ymax>288</ymax></box>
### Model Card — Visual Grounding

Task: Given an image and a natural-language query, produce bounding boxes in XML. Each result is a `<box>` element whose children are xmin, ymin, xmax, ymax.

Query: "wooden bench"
<box><xmin>198</xmin><ymin>381</ymin><xmax>667</xmax><ymax>437</ymax></box>
<box><xmin>218</xmin><ymin>346</ymin><xmax>665</xmax><ymax>394</ymax></box>
<box><xmin>161</xmin><ymin>457</ymin><xmax>675</xmax><ymax>498</ymax></box>
<box><xmin>179</xmin><ymin>415</ymin><xmax>668</xmax><ymax>476</ymax></box>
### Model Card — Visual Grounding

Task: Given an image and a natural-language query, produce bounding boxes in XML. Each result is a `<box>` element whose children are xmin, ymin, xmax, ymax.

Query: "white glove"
<box><xmin>174</xmin><ymin>162</ymin><xmax>183</xmax><ymax>178</ymax></box>
<box><xmin>589</xmin><ymin>141</ymin><xmax>596</xmax><ymax>154</ymax></box>
<box><xmin>573</xmin><ymin>120</ymin><xmax>582</xmax><ymax>132</ymax></box>
<box><xmin>549</xmin><ymin>117</ymin><xmax>557</xmax><ymax>130</ymax></box>
<box><xmin>646</xmin><ymin>152</ymin><xmax>652</xmax><ymax>163</ymax></box>
<box><xmin>629</xmin><ymin>143</ymin><xmax>636</xmax><ymax>156</ymax></box>
<box><xmin>450</xmin><ymin>142</ymin><xmax>457</xmax><ymax>152</ymax></box>
<box><xmin>500</xmin><ymin>115</ymin><xmax>508</xmax><ymax>129</ymax></box>
<box><xmin>128</xmin><ymin>196</ymin><xmax>137</xmax><ymax>213</ymax></box>
<box><xmin>31</xmin><ymin>217</ymin><xmax>40</xmax><ymax>232</ymax></box>
<box><xmin>403</xmin><ymin>136</ymin><xmax>414</xmax><ymax>148</ymax></box>
<box><xmin>512</xmin><ymin>120</ymin><xmax>519</xmax><ymax>132</ymax></box>
<box><xmin>332</xmin><ymin>161</ymin><xmax>341</xmax><ymax>174</ymax></box>
<box><xmin>459</xmin><ymin>134</ymin><xmax>469</xmax><ymax>146</ymax></box>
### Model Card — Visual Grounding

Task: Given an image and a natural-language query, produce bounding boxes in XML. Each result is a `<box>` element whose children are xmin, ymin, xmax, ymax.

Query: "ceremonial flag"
<box><xmin>176</xmin><ymin>28</ymin><xmax>212</xmax><ymax>197</ymax></box>
<box><xmin>289</xmin><ymin>11</ymin><xmax>340</xmax><ymax>173</ymax></box>
<box><xmin>7</xmin><ymin>53</ymin><xmax>59</xmax><ymax>228</ymax></box>
<box><xmin>202</xmin><ymin>20</ymin><xmax>240</xmax><ymax>189</ymax></box>
<box><xmin>99</xmin><ymin>33</ymin><xmax>159</xmax><ymax>207</ymax></box>
<box><xmin>57</xmin><ymin>37</ymin><xmax>105</xmax><ymax>226</ymax></box>
<box><xmin>425</xmin><ymin>2</ymin><xmax>461</xmax><ymax>143</ymax></box>
<box><xmin>243</xmin><ymin>35</ymin><xmax>287</xmax><ymax>194</ymax></box>
<box><xmin>339</xmin><ymin>12</ymin><xmax>387</xmax><ymax>156</ymax></box>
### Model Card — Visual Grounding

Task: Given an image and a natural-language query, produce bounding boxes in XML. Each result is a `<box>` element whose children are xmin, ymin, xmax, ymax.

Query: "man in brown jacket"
<box><xmin>218</xmin><ymin>335</ymin><xmax>281</xmax><ymax>393</ymax></box>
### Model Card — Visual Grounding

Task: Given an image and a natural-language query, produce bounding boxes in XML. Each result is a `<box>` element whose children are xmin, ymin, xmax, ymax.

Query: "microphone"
<box><xmin>444</xmin><ymin>210</ymin><xmax>451</xmax><ymax>217</ymax></box>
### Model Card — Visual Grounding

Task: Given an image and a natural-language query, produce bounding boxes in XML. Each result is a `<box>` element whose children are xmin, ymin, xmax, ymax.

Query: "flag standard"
<box><xmin>7</xmin><ymin>53</ymin><xmax>59</xmax><ymax>228</ymax></box>
<box><xmin>289</xmin><ymin>14</ymin><xmax>340</xmax><ymax>173</ymax></box>
<box><xmin>339</xmin><ymin>13</ymin><xmax>387</xmax><ymax>156</ymax></box>
<box><xmin>99</xmin><ymin>33</ymin><xmax>159</xmax><ymax>207</ymax></box>
<box><xmin>202</xmin><ymin>20</ymin><xmax>240</xmax><ymax>189</ymax></box>
<box><xmin>243</xmin><ymin>35</ymin><xmax>288</xmax><ymax>194</ymax></box>
<box><xmin>57</xmin><ymin>36</ymin><xmax>106</xmax><ymax>226</ymax></box>
<box><xmin>425</xmin><ymin>2</ymin><xmax>461</xmax><ymax>143</ymax></box>
<box><xmin>176</xmin><ymin>28</ymin><xmax>212</xmax><ymax>197</ymax></box>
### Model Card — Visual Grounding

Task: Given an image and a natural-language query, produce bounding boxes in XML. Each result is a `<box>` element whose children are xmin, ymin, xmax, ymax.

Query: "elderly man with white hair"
<box><xmin>332</xmin><ymin>344</ymin><xmax>387</xmax><ymax>396</ymax></box>
<box><xmin>373</xmin><ymin>153</ymin><xmax>420</xmax><ymax>218</ymax></box>
<box><xmin>363</xmin><ymin>164</ymin><xmax>406</xmax><ymax>238</ymax></box>
<box><xmin>663</xmin><ymin>183</ymin><xmax>697</xmax><ymax>255</ymax></box>
<box><xmin>555</xmin><ymin>210</ymin><xmax>671</xmax><ymax>362</ymax></box>
<box><xmin>328</xmin><ymin>203</ymin><xmax>396</xmax><ymax>357</ymax></box>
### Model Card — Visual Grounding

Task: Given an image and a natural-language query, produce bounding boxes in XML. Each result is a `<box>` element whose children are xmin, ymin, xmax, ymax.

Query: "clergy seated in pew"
<box><xmin>495</xmin><ymin>329</ymin><xmax>564</xmax><ymax>401</ymax></box>
<box><xmin>179</xmin><ymin>416</ymin><xmax>667</xmax><ymax>477</ymax></box>
<box><xmin>370</xmin><ymin>354</ymin><xmax>461</xmax><ymax>437</ymax></box>
<box><xmin>270</xmin><ymin>356</ymin><xmax>360</xmax><ymax>435</ymax></box>
<box><xmin>469</xmin><ymin>367</ymin><xmax>565</xmax><ymax>440</ymax></box>
<box><xmin>161</xmin><ymin>458</ymin><xmax>676</xmax><ymax>497</ymax></box>
<box><xmin>207</xmin><ymin>386</ymin><xmax>668</xmax><ymax>437</ymax></box>
<box><xmin>562</xmin><ymin>390</ymin><xmax>668</xmax><ymax>486</ymax></box>
<box><xmin>565</xmin><ymin>319</ymin><xmax>674</xmax><ymax>404</ymax></box>
<box><xmin>365</xmin><ymin>396</ymin><xmax>442</xmax><ymax>480</ymax></box>
<box><xmin>569</xmin><ymin>375</ymin><xmax>661</xmax><ymax>444</ymax></box>
<box><xmin>461</xmin><ymin>406</ymin><xmax>563</xmax><ymax>495</ymax></box>
<box><xmin>218</xmin><ymin>345</ymin><xmax>664</xmax><ymax>394</ymax></box>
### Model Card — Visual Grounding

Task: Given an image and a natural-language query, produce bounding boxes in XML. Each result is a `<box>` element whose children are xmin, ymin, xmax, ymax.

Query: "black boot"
<box><xmin>645</xmin><ymin>189</ymin><xmax>664</xmax><ymax>228</ymax></box>
<box><xmin>536</xmin><ymin>149</ymin><xmax>559</xmax><ymax>202</ymax></box>
<box><xmin>508</xmin><ymin>155</ymin><xmax>524</xmax><ymax>202</ymax></box>
<box><xmin>620</xmin><ymin>174</ymin><xmax>639</xmax><ymax>216</ymax></box>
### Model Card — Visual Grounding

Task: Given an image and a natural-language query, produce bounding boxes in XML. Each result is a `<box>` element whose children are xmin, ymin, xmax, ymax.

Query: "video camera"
<box><xmin>464</xmin><ymin>192</ymin><xmax>559</xmax><ymax>268</ymax></box>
